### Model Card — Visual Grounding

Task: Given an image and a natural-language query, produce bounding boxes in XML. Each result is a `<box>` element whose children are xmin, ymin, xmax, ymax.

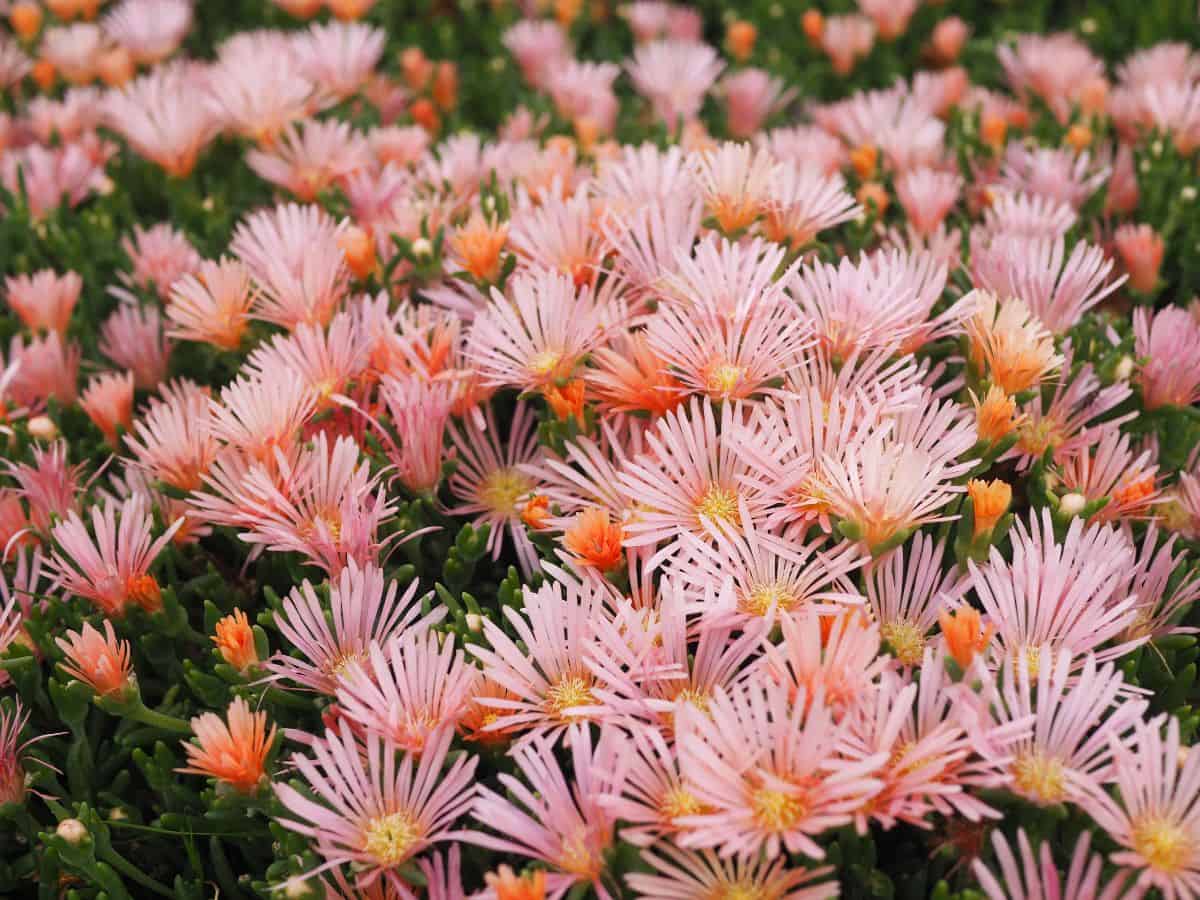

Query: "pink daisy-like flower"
<box><xmin>998</xmin><ymin>32</ymin><xmax>1106</xmax><ymax>124</ymax></box>
<box><xmin>446</xmin><ymin>400</ymin><xmax>544</xmax><ymax>576</ymax></box>
<box><xmin>720</xmin><ymin>68</ymin><xmax>795</xmax><ymax>140</ymax></box>
<box><xmin>755</xmin><ymin>125</ymin><xmax>846</xmax><ymax>176</ymax></box>
<box><xmin>1134</xmin><ymin>305</ymin><xmax>1200</xmax><ymax>409</ymax></box>
<box><xmin>291</xmin><ymin>21</ymin><xmax>385</xmax><ymax>100</ymax></box>
<box><xmin>101</xmin><ymin>0</ymin><xmax>191</xmax><ymax>65</ymax></box>
<box><xmin>246</xmin><ymin>312</ymin><xmax>368</xmax><ymax>408</ymax></box>
<box><xmin>266</xmin><ymin>560</ymin><xmax>439</xmax><ymax>695</ymax></box>
<box><xmin>676</xmin><ymin>677</ymin><xmax>884</xmax><ymax>860</ymax></box>
<box><xmin>373</xmin><ymin>373</ymin><xmax>454</xmax><ymax>495</ymax></box>
<box><xmin>275</xmin><ymin>722</ymin><xmax>477</xmax><ymax>895</ymax></box>
<box><xmin>979</xmin><ymin>646</ymin><xmax>1147</xmax><ymax>807</ymax></box>
<box><xmin>760</xmin><ymin>167</ymin><xmax>859</xmax><ymax>250</ymax></box>
<box><xmin>230</xmin><ymin>203</ymin><xmax>350</xmax><ymax>330</ymax></box>
<box><xmin>1073</xmin><ymin>715</ymin><xmax>1200</xmax><ymax>900</ymax></box>
<box><xmin>206</xmin><ymin>373</ymin><xmax>316</xmax><ymax>471</ymax></box>
<box><xmin>41</xmin><ymin>23</ymin><xmax>105</xmax><ymax>84</ymax></box>
<box><xmin>166</xmin><ymin>257</ymin><xmax>256</xmax><ymax>350</ymax></box>
<box><xmin>118</xmin><ymin>223</ymin><xmax>202</xmax><ymax>301</ymax></box>
<box><xmin>1058</xmin><ymin>427</ymin><xmax>1163</xmax><ymax>523</ymax></box>
<box><xmin>981</xmin><ymin>191</ymin><xmax>1078</xmax><ymax>241</ymax></box>
<box><xmin>124</xmin><ymin>382</ymin><xmax>217</xmax><ymax>493</ymax></box>
<box><xmin>507</xmin><ymin>189</ymin><xmax>609</xmax><ymax>288</ymax></box>
<box><xmin>999</xmin><ymin>144</ymin><xmax>1109</xmax><ymax>212</ymax></box>
<box><xmin>0</xmin><ymin>35</ymin><xmax>31</xmax><ymax>90</ymax></box>
<box><xmin>547</xmin><ymin>60</ymin><xmax>621</xmax><ymax>136</ymax></box>
<box><xmin>1117</xmin><ymin>524</ymin><xmax>1200</xmax><ymax>643</ymax></box>
<box><xmin>820</xmin><ymin>15</ymin><xmax>876</xmax><ymax>76</ymax></box>
<box><xmin>688</xmin><ymin>141</ymin><xmax>778</xmax><ymax>237</ymax></box>
<box><xmin>626</xmin><ymin>39</ymin><xmax>725</xmax><ymax>131</ymax></box>
<box><xmin>865</xmin><ymin>532</ymin><xmax>969</xmax><ymax>667</ymax></box>
<box><xmin>98</xmin><ymin>303</ymin><xmax>171</xmax><ymax>390</ymax></box>
<box><xmin>468</xmin><ymin>725</ymin><xmax>619</xmax><ymax>900</ymax></box>
<box><xmin>5</xmin><ymin>441</ymin><xmax>84</xmax><ymax>534</ymax></box>
<box><xmin>205</xmin><ymin>30</ymin><xmax>317</xmax><ymax>143</ymax></box>
<box><xmin>5</xmin><ymin>270</ymin><xmax>81</xmax><ymax>335</ymax></box>
<box><xmin>246</xmin><ymin>118</ymin><xmax>372</xmax><ymax>202</ymax></box>
<box><xmin>7</xmin><ymin>331</ymin><xmax>81</xmax><ymax>409</ymax></box>
<box><xmin>0</xmin><ymin>698</ymin><xmax>57</xmax><ymax>806</ymax></box>
<box><xmin>627</xmin><ymin>844</ymin><xmax>838</xmax><ymax>900</ymax></box>
<box><xmin>0</xmin><ymin>143</ymin><xmax>106</xmax><ymax>221</ymax></box>
<box><xmin>972</xmin><ymin>829</ymin><xmax>1137</xmax><ymax>900</ymax></box>
<box><xmin>56</xmin><ymin>620</ymin><xmax>134</xmax><ymax>700</ymax></box>
<box><xmin>502</xmin><ymin>20</ymin><xmax>570</xmax><ymax>90</ymax></box>
<box><xmin>467</xmin><ymin>569</ymin><xmax>608</xmax><ymax>739</ymax></box>
<box><xmin>80</xmin><ymin>370</ymin><xmax>135</xmax><ymax>446</ymax></box>
<box><xmin>47</xmin><ymin>493</ymin><xmax>182</xmax><ymax>617</ymax></box>
<box><xmin>660</xmin><ymin>233</ymin><xmax>793</xmax><ymax>322</ymax></box>
<box><xmin>967</xmin><ymin>509</ymin><xmax>1143</xmax><ymax>672</ymax></box>
<box><xmin>337</xmin><ymin>629</ymin><xmax>477</xmax><ymax>754</ymax></box>
<box><xmin>895</xmin><ymin>167</ymin><xmax>962</xmax><ymax>237</ymax></box>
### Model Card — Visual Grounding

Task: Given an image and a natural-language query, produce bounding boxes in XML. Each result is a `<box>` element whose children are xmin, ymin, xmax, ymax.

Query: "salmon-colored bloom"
<box><xmin>80</xmin><ymin>370</ymin><xmax>135</xmax><ymax>446</ymax></box>
<box><xmin>938</xmin><ymin>606</ymin><xmax>993</xmax><ymax>670</ymax></box>
<box><xmin>967</xmin><ymin>479</ymin><xmax>1012</xmax><ymax>537</ymax></box>
<box><xmin>166</xmin><ymin>258</ymin><xmax>255</xmax><ymax>351</ymax></box>
<box><xmin>972</xmin><ymin>386</ymin><xmax>1021</xmax><ymax>444</ymax></box>
<box><xmin>56</xmin><ymin>620</ymin><xmax>133</xmax><ymax>698</ymax></box>
<box><xmin>448</xmin><ymin>213</ymin><xmax>509</xmax><ymax>284</ymax></box>
<box><xmin>1114</xmin><ymin>223</ymin><xmax>1164</xmax><ymax>294</ymax></box>
<box><xmin>213</xmin><ymin>609</ymin><xmax>258</xmax><ymax>672</ymax></box>
<box><xmin>724</xmin><ymin>20</ymin><xmax>757</xmax><ymax>61</ymax></box>
<box><xmin>5</xmin><ymin>270</ymin><xmax>81</xmax><ymax>335</ymax></box>
<box><xmin>563</xmin><ymin>507</ymin><xmax>623</xmax><ymax>571</ymax></box>
<box><xmin>486</xmin><ymin>866</ymin><xmax>546</xmax><ymax>900</ymax></box>
<box><xmin>179</xmin><ymin>697</ymin><xmax>275</xmax><ymax>794</ymax></box>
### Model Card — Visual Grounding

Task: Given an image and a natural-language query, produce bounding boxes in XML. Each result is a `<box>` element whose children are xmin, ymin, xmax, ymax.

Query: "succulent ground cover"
<box><xmin>2</xmin><ymin>0</ymin><xmax>1200</xmax><ymax>898</ymax></box>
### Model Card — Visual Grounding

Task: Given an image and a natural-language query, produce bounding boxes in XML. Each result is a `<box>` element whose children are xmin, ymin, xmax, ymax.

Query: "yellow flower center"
<box><xmin>556</xmin><ymin>826</ymin><xmax>602</xmax><ymax>878</ymax></box>
<box><xmin>479</xmin><ymin>469</ymin><xmax>534</xmax><ymax>516</ymax></box>
<box><xmin>695</xmin><ymin>484</ymin><xmax>740</xmax><ymax>526</ymax></box>
<box><xmin>705</xmin><ymin>361</ymin><xmax>747</xmax><ymax>399</ymax></box>
<box><xmin>527</xmin><ymin>348</ymin><xmax>564</xmax><ymax>380</ymax></box>
<box><xmin>1010</xmin><ymin>751</ymin><xmax>1067</xmax><ymax>805</ymax></box>
<box><xmin>881</xmin><ymin>620</ymin><xmax>926</xmax><ymax>667</ymax></box>
<box><xmin>1132</xmin><ymin>816</ymin><xmax>1193</xmax><ymax>874</ymax></box>
<box><xmin>739</xmin><ymin>581</ymin><xmax>800</xmax><ymax>618</ymax></box>
<box><xmin>750</xmin><ymin>786</ymin><xmax>808</xmax><ymax>833</ymax></box>
<box><xmin>361</xmin><ymin>810</ymin><xmax>423</xmax><ymax>866</ymax></box>
<box><xmin>661</xmin><ymin>786</ymin><xmax>707</xmax><ymax>819</ymax></box>
<box><xmin>673</xmin><ymin>687</ymin><xmax>711</xmax><ymax>713</ymax></box>
<box><xmin>544</xmin><ymin>672</ymin><xmax>594</xmax><ymax>721</ymax></box>
<box><xmin>709</xmin><ymin>883</ymin><xmax>763</xmax><ymax>900</ymax></box>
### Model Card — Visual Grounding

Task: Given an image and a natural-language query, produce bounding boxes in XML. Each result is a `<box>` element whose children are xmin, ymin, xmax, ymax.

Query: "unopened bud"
<box><xmin>27</xmin><ymin>415</ymin><xmax>57</xmax><ymax>440</ymax></box>
<box><xmin>1059</xmin><ymin>492</ymin><xmax>1087</xmax><ymax>517</ymax></box>
<box><xmin>56</xmin><ymin>818</ymin><xmax>88</xmax><ymax>845</ymax></box>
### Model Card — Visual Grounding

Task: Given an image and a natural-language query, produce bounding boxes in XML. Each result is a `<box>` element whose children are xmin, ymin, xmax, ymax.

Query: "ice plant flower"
<box><xmin>178</xmin><ymin>697</ymin><xmax>275</xmax><ymax>795</ymax></box>
<box><xmin>965</xmin><ymin>292</ymin><xmax>1062</xmax><ymax>395</ymax></box>
<box><xmin>118</xmin><ymin>223</ymin><xmax>202</xmax><ymax>301</ymax></box>
<box><xmin>4</xmin><ymin>270</ymin><xmax>81</xmax><ymax>335</ymax></box>
<box><xmin>1134</xmin><ymin>305</ymin><xmax>1200</xmax><ymax>409</ymax></box>
<box><xmin>56</xmin><ymin>620</ymin><xmax>133</xmax><ymax>699</ymax></box>
<box><xmin>79</xmin><ymin>371</ymin><xmax>134</xmax><ymax>446</ymax></box>
<box><xmin>966</xmin><ymin>479</ymin><xmax>1012</xmax><ymax>538</ymax></box>
<box><xmin>275</xmin><ymin>723</ymin><xmax>477</xmax><ymax>893</ymax></box>
<box><xmin>1114</xmin><ymin>223</ymin><xmax>1165</xmax><ymax>294</ymax></box>
<box><xmin>627</xmin><ymin>844</ymin><xmax>838</xmax><ymax>900</ymax></box>
<box><xmin>562</xmin><ymin>507</ymin><xmax>624</xmax><ymax>572</ymax></box>
<box><xmin>938</xmin><ymin>606</ymin><xmax>993</xmax><ymax>671</ymax></box>
<box><xmin>972</xmin><ymin>830</ymin><xmax>1136</xmax><ymax>900</ymax></box>
<box><xmin>98</xmin><ymin>304</ymin><xmax>171</xmax><ymax>390</ymax></box>
<box><xmin>166</xmin><ymin>258</ymin><xmax>256</xmax><ymax>351</ymax></box>
<box><xmin>212</xmin><ymin>609</ymin><xmax>259</xmax><ymax>672</ymax></box>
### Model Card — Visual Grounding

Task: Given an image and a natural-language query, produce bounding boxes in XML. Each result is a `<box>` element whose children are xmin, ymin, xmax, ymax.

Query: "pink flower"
<box><xmin>626</xmin><ymin>844</ymin><xmax>838</xmax><ymax>900</ymax></box>
<box><xmin>468</xmin><ymin>726</ymin><xmax>619</xmax><ymax>899</ymax></box>
<box><xmin>1058</xmin><ymin>427</ymin><xmax>1162</xmax><ymax>523</ymax></box>
<box><xmin>374</xmin><ymin>374</ymin><xmax>453</xmax><ymax>495</ymax></box>
<box><xmin>5</xmin><ymin>270</ymin><xmax>82</xmax><ymax>335</ymax></box>
<box><xmin>998</xmin><ymin>32</ymin><xmax>1107</xmax><ymax>123</ymax></box>
<box><xmin>1135</xmin><ymin>305</ymin><xmax>1200</xmax><ymax>409</ymax></box>
<box><xmin>547</xmin><ymin>60</ymin><xmax>620</xmax><ymax>136</ymax></box>
<box><xmin>1117</xmin><ymin>524</ymin><xmax>1200</xmax><ymax>643</ymax></box>
<box><xmin>972</xmin><ymin>829</ymin><xmax>1137</xmax><ymax>900</ymax></box>
<box><xmin>246</xmin><ymin>312</ymin><xmax>368</xmax><ymax>408</ymax></box>
<box><xmin>291</xmin><ymin>21</ymin><xmax>385</xmax><ymax>100</ymax></box>
<box><xmin>101</xmin><ymin>0</ymin><xmax>192</xmax><ymax>65</ymax></box>
<box><xmin>205</xmin><ymin>31</ymin><xmax>317</xmax><ymax>142</ymax></box>
<box><xmin>1073</xmin><ymin>716</ymin><xmax>1200</xmax><ymax>899</ymax></box>
<box><xmin>80</xmin><ymin>370</ymin><xmax>135</xmax><ymax>446</ymax></box>
<box><xmin>720</xmin><ymin>68</ymin><xmax>794</xmax><ymax>139</ymax></box>
<box><xmin>756</xmin><ymin>125</ymin><xmax>846</xmax><ymax>176</ymax></box>
<box><xmin>0</xmin><ymin>699</ymin><xmax>55</xmax><ymax>806</ymax></box>
<box><xmin>266</xmin><ymin>560</ymin><xmax>440</xmax><ymax>695</ymax></box>
<box><xmin>508</xmin><ymin>189</ymin><xmax>609</xmax><ymax>287</ymax></box>
<box><xmin>275</xmin><ymin>723</ymin><xmax>476</xmax><ymax>895</ymax></box>
<box><xmin>99</xmin><ymin>304</ymin><xmax>171</xmax><ymax>390</ymax></box>
<box><xmin>895</xmin><ymin>167</ymin><xmax>962</xmax><ymax>237</ymax></box>
<box><xmin>760</xmin><ymin>167</ymin><xmax>859</xmax><ymax>250</ymax></box>
<box><xmin>207</xmin><ymin>373</ymin><xmax>316</xmax><ymax>464</ymax></box>
<box><xmin>166</xmin><ymin>257</ymin><xmax>255</xmax><ymax>350</ymax></box>
<box><xmin>1</xmin><ymin>144</ymin><xmax>106</xmax><ymax>220</ymax></box>
<box><xmin>502</xmin><ymin>20</ymin><xmax>570</xmax><ymax>90</ymax></box>
<box><xmin>981</xmin><ymin>191</ymin><xmax>1078</xmax><ymax>240</ymax></box>
<box><xmin>820</xmin><ymin>15</ymin><xmax>875</xmax><ymax>76</ymax></box>
<box><xmin>47</xmin><ymin>493</ymin><xmax>182</xmax><ymax>616</ymax></box>
<box><xmin>246</xmin><ymin>119</ymin><xmax>372</xmax><ymax>201</ymax></box>
<box><xmin>858</xmin><ymin>0</ymin><xmax>917</xmax><ymax>41</ymax></box>
<box><xmin>999</xmin><ymin>144</ymin><xmax>1109</xmax><ymax>211</ymax></box>
<box><xmin>119</xmin><ymin>223</ymin><xmax>202</xmax><ymax>300</ymax></box>
<box><xmin>5</xmin><ymin>441</ymin><xmax>84</xmax><ymax>534</ymax></box>
<box><xmin>56</xmin><ymin>620</ymin><xmax>133</xmax><ymax>699</ymax></box>
<box><xmin>626</xmin><ymin>39</ymin><xmax>725</xmax><ymax>130</ymax></box>
<box><xmin>42</xmin><ymin>23</ymin><xmax>105</xmax><ymax>84</ymax></box>
<box><xmin>0</xmin><ymin>36</ymin><xmax>31</xmax><ymax>90</ymax></box>
<box><xmin>124</xmin><ymin>381</ymin><xmax>217</xmax><ymax>492</ymax></box>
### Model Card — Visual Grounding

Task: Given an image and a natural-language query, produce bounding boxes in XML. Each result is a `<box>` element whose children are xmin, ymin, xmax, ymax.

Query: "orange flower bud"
<box><xmin>433</xmin><ymin>61</ymin><xmax>458</xmax><ymax>111</ymax></box>
<box><xmin>973</xmin><ymin>386</ymin><xmax>1021</xmax><ymax>443</ymax></box>
<box><xmin>725</xmin><ymin>20</ymin><xmax>757</xmax><ymax>62</ymax></box>
<box><xmin>337</xmin><ymin>225</ymin><xmax>377</xmax><ymax>280</ymax></box>
<box><xmin>849</xmin><ymin>143</ymin><xmax>878</xmax><ymax>180</ymax></box>
<box><xmin>543</xmin><ymin>378</ymin><xmax>587</xmax><ymax>423</ymax></box>
<box><xmin>563</xmin><ymin>508</ymin><xmax>624</xmax><ymax>571</ymax></box>
<box><xmin>410</xmin><ymin>98</ymin><xmax>440</xmax><ymax>133</ymax></box>
<box><xmin>327</xmin><ymin>0</ymin><xmax>373</xmax><ymax>20</ymax></box>
<box><xmin>939</xmin><ymin>606</ymin><xmax>993</xmax><ymax>670</ymax></box>
<box><xmin>554</xmin><ymin>0</ymin><xmax>582</xmax><ymax>27</ymax></box>
<box><xmin>1065</xmin><ymin>124</ymin><xmax>1092</xmax><ymax>153</ymax></box>
<box><xmin>32</xmin><ymin>58</ymin><xmax>56</xmax><ymax>91</ymax></box>
<box><xmin>400</xmin><ymin>47</ymin><xmax>432</xmax><ymax>92</ymax></box>
<box><xmin>856</xmin><ymin>181</ymin><xmax>889</xmax><ymax>215</ymax></box>
<box><xmin>967</xmin><ymin>479</ymin><xmax>1011</xmax><ymax>537</ymax></box>
<box><xmin>126</xmin><ymin>573</ymin><xmax>162</xmax><ymax>613</ymax></box>
<box><xmin>802</xmin><ymin>9</ymin><xmax>824</xmax><ymax>46</ymax></box>
<box><xmin>9</xmin><ymin>2</ymin><xmax>43</xmax><ymax>40</ymax></box>
<box><xmin>486</xmin><ymin>865</ymin><xmax>546</xmax><ymax>900</ymax></box>
<box><xmin>213</xmin><ymin>609</ymin><xmax>259</xmax><ymax>672</ymax></box>
<box><xmin>448</xmin><ymin>214</ymin><xmax>508</xmax><ymax>283</ymax></box>
<box><xmin>520</xmin><ymin>495</ymin><xmax>551</xmax><ymax>530</ymax></box>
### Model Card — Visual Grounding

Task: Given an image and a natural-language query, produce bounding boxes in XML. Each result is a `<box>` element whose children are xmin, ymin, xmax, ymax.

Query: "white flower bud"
<box><xmin>56</xmin><ymin>818</ymin><xmax>88</xmax><ymax>845</ymax></box>
<box><xmin>1059</xmin><ymin>492</ymin><xmax>1087</xmax><ymax>517</ymax></box>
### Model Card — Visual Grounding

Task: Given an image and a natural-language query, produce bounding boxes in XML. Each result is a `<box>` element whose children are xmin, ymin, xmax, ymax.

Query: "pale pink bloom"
<box><xmin>337</xmin><ymin>629</ymin><xmax>477</xmax><ymax>754</ymax></box>
<box><xmin>972</xmin><ymin>829</ymin><xmax>1137</xmax><ymax>900</ymax></box>
<box><xmin>895</xmin><ymin>167</ymin><xmax>962</xmax><ymax>237</ymax></box>
<box><xmin>660</xmin><ymin>234</ymin><xmax>792</xmax><ymax>321</ymax></box>
<box><xmin>446</xmin><ymin>401</ymin><xmax>544</xmax><ymax>575</ymax></box>
<box><xmin>882</xmin><ymin>222</ymin><xmax>963</xmax><ymax>273</ymax></box>
<box><xmin>617</xmin><ymin>398</ymin><xmax>769</xmax><ymax>550</ymax></box>
<box><xmin>205</xmin><ymin>31</ymin><xmax>317</xmax><ymax>142</ymax></box>
<box><xmin>1108</xmin><ymin>142</ymin><xmax>1140</xmax><ymax>215</ymax></box>
<box><xmin>595</xmin><ymin>143</ymin><xmax>692</xmax><ymax>206</ymax></box>
<box><xmin>124</xmin><ymin>380</ymin><xmax>216</xmax><ymax>492</ymax></box>
<box><xmin>980</xmin><ymin>190</ymin><xmax>1077</xmax><ymax>241</ymax></box>
<box><xmin>820</xmin><ymin>15</ymin><xmax>875</xmax><ymax>76</ymax></box>
<box><xmin>41</xmin><ymin>24</ymin><xmax>104</xmax><ymax>84</ymax></box>
<box><xmin>1000</xmin><ymin>144</ymin><xmax>1109</xmax><ymax>211</ymax></box>
<box><xmin>235</xmin><ymin>432</ymin><xmax>396</xmax><ymax>575</ymax></box>
<box><xmin>0</xmin><ymin>698</ymin><xmax>57</xmax><ymax>806</ymax></box>
<box><xmin>0</xmin><ymin>36</ymin><xmax>31</xmax><ymax>89</ymax></box>
<box><xmin>664</xmin><ymin>497</ymin><xmax>865</xmax><ymax>625</ymax></box>
<box><xmin>602</xmin><ymin>194</ymin><xmax>702</xmax><ymax>301</ymax></box>
<box><xmin>467</xmin><ymin>571</ymin><xmax>608</xmax><ymax>739</ymax></box>
<box><xmin>230</xmin><ymin>203</ymin><xmax>350</xmax><ymax>330</ymax></box>
<box><xmin>98</xmin><ymin>303</ymin><xmax>170</xmax><ymax>390</ymax></box>
<box><xmin>621</xmin><ymin>1</ymin><xmax>671</xmax><ymax>42</ymax></box>
<box><xmin>469</xmin><ymin>728</ymin><xmax>620</xmax><ymax>899</ymax></box>
<box><xmin>247</xmin><ymin>312</ymin><xmax>368</xmax><ymax>407</ymax></box>
<box><xmin>1117</xmin><ymin>42</ymin><xmax>1200</xmax><ymax>90</ymax></box>
<box><xmin>103</xmin><ymin>62</ymin><xmax>219</xmax><ymax>178</ymax></box>
<box><xmin>687</xmin><ymin>141</ymin><xmax>778</xmax><ymax>236</ymax></box>
<box><xmin>720</xmin><ymin>68</ymin><xmax>794</xmax><ymax>139</ymax></box>
<box><xmin>626</xmin><ymin>39</ymin><xmax>725</xmax><ymax>130</ymax></box>
<box><xmin>1058</xmin><ymin>427</ymin><xmax>1163</xmax><ymax>523</ymax></box>
<box><xmin>522</xmin><ymin>423</ymin><xmax>642</xmax><ymax>528</ymax></box>
<box><xmin>1</xmin><ymin>143</ymin><xmax>106</xmax><ymax>220</ymax></box>
<box><xmin>502</xmin><ymin>20</ymin><xmax>570</xmax><ymax>90</ymax></box>
<box><xmin>755</xmin><ymin>125</ymin><xmax>847</xmax><ymax>176</ymax></box>
<box><xmin>1132</xmin><ymin>307</ymin><xmax>1200</xmax><ymax>412</ymax></box>
<box><xmin>788</xmin><ymin>248</ymin><xmax>956</xmax><ymax>358</ymax></box>
<box><xmin>47</xmin><ymin>493</ymin><xmax>182</xmax><ymax>616</ymax></box>
<box><xmin>275</xmin><ymin>722</ymin><xmax>476</xmax><ymax>895</ymax></box>
<box><xmin>1140</xmin><ymin>81</ymin><xmax>1200</xmax><ymax>155</ymax></box>
<box><xmin>1115</xmin><ymin>223</ymin><xmax>1166</xmax><ymax>294</ymax></box>
<box><xmin>166</xmin><ymin>257</ymin><xmax>255</xmax><ymax>350</ymax></box>
<box><xmin>267</xmin><ymin>560</ymin><xmax>439</xmax><ymax>695</ymax></box>
<box><xmin>998</xmin><ymin>32</ymin><xmax>1107</xmax><ymax>123</ymax></box>
<box><xmin>369</xmin><ymin>125</ymin><xmax>430</xmax><ymax>168</ymax></box>
<box><xmin>26</xmin><ymin>88</ymin><xmax>104</xmax><ymax>144</ymax></box>
<box><xmin>466</xmin><ymin>269</ymin><xmax>610</xmax><ymax>391</ymax></box>
<box><xmin>5</xmin><ymin>270</ymin><xmax>82</xmax><ymax>335</ymax></box>
<box><xmin>5</xmin><ymin>441</ymin><xmax>83</xmax><ymax>534</ymax></box>
<box><xmin>119</xmin><ymin>223</ymin><xmax>202</xmax><ymax>300</ymax></box>
<box><xmin>246</xmin><ymin>119</ymin><xmax>372</xmax><ymax>201</ymax></box>
<box><xmin>507</xmin><ymin>189</ymin><xmax>608</xmax><ymax>287</ymax></box>
<box><xmin>80</xmin><ymin>370</ymin><xmax>135</xmax><ymax>446</ymax></box>
<box><xmin>676</xmin><ymin>677</ymin><xmax>884</xmax><ymax>860</ymax></box>
<box><xmin>374</xmin><ymin>374</ymin><xmax>453</xmax><ymax>495</ymax></box>
<box><xmin>761</xmin><ymin>167</ymin><xmax>859</xmax><ymax>250</ymax></box>
<box><xmin>101</xmin><ymin>0</ymin><xmax>192</xmax><ymax>65</ymax></box>
<box><xmin>1073</xmin><ymin>716</ymin><xmax>1200</xmax><ymax>900</ymax></box>
<box><xmin>980</xmin><ymin>647</ymin><xmax>1147</xmax><ymax>807</ymax></box>
<box><xmin>857</xmin><ymin>0</ymin><xmax>917</xmax><ymax>40</ymax></box>
<box><xmin>971</xmin><ymin>233</ymin><xmax>1122</xmax><ymax>334</ymax></box>
<box><xmin>627</xmin><ymin>844</ymin><xmax>838</xmax><ymax>900</ymax></box>
<box><xmin>548</xmin><ymin>60</ymin><xmax>620</xmax><ymax>135</ymax></box>
<box><xmin>1117</xmin><ymin>524</ymin><xmax>1200</xmax><ymax>643</ymax></box>
<box><xmin>813</xmin><ymin>84</ymin><xmax>945</xmax><ymax>174</ymax></box>
<box><xmin>291</xmin><ymin>21</ymin><xmax>384</xmax><ymax>100</ymax></box>
<box><xmin>207</xmin><ymin>373</ymin><xmax>317</xmax><ymax>464</ymax></box>
<box><xmin>7</xmin><ymin>331</ymin><xmax>81</xmax><ymax>408</ymax></box>
<box><xmin>666</xmin><ymin>6</ymin><xmax>702</xmax><ymax>40</ymax></box>
<box><xmin>866</xmin><ymin>533</ymin><xmax>969</xmax><ymax>668</ymax></box>
<box><xmin>967</xmin><ymin>509</ymin><xmax>1144</xmax><ymax>671</ymax></box>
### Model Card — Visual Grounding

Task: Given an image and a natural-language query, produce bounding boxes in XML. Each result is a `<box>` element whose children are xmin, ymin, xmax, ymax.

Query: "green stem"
<box><xmin>0</xmin><ymin>656</ymin><xmax>36</xmax><ymax>672</ymax></box>
<box><xmin>98</xmin><ymin>697</ymin><xmax>191</xmax><ymax>735</ymax></box>
<box><xmin>100</xmin><ymin>846</ymin><xmax>174</xmax><ymax>897</ymax></box>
